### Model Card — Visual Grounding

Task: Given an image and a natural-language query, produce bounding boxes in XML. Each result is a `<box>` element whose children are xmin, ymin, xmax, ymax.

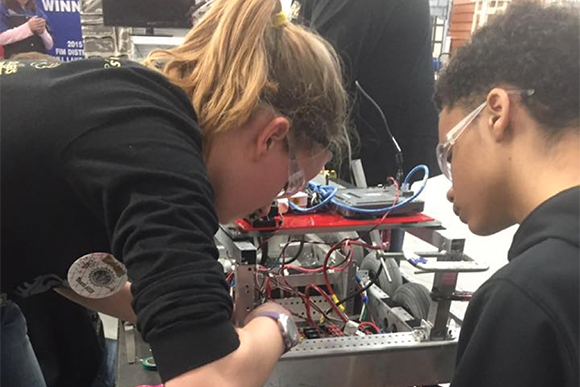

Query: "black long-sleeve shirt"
<box><xmin>1</xmin><ymin>58</ymin><xmax>239</xmax><ymax>382</ymax></box>
<box><xmin>298</xmin><ymin>0</ymin><xmax>439</xmax><ymax>185</ymax></box>
<box><xmin>452</xmin><ymin>187</ymin><xmax>580</xmax><ymax>387</ymax></box>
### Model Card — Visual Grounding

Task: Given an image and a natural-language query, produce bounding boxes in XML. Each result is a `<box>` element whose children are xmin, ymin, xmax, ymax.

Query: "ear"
<box><xmin>255</xmin><ymin>116</ymin><xmax>291</xmax><ymax>158</ymax></box>
<box><xmin>486</xmin><ymin>88</ymin><xmax>512</xmax><ymax>142</ymax></box>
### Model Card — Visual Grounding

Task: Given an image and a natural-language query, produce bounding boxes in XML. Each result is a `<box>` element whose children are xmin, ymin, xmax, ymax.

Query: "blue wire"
<box><xmin>288</xmin><ymin>165</ymin><xmax>429</xmax><ymax>215</ymax></box>
<box><xmin>403</xmin><ymin>165</ymin><xmax>429</xmax><ymax>188</ymax></box>
<box><xmin>331</xmin><ymin>164</ymin><xmax>429</xmax><ymax>215</ymax></box>
<box><xmin>289</xmin><ymin>182</ymin><xmax>338</xmax><ymax>213</ymax></box>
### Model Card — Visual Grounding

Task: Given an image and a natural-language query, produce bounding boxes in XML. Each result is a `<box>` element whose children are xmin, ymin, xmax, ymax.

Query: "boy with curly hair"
<box><xmin>435</xmin><ymin>2</ymin><xmax>579</xmax><ymax>386</ymax></box>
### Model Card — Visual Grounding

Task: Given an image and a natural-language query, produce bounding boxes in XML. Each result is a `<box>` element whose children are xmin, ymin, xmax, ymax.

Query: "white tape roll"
<box><xmin>67</xmin><ymin>252</ymin><xmax>128</xmax><ymax>299</ymax></box>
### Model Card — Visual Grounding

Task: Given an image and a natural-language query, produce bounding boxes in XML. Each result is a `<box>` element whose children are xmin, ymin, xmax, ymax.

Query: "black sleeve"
<box><xmin>59</xmin><ymin>111</ymin><xmax>239</xmax><ymax>381</ymax></box>
<box><xmin>451</xmin><ymin>279</ymin><xmax>570</xmax><ymax>387</ymax></box>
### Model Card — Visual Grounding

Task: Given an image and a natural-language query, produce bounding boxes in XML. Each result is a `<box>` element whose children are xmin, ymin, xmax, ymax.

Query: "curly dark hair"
<box><xmin>434</xmin><ymin>1</ymin><xmax>579</xmax><ymax>137</ymax></box>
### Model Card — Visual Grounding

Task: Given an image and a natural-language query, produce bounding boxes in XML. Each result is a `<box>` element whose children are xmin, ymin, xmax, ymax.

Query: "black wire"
<box><xmin>337</xmin><ymin>260</ymin><xmax>384</xmax><ymax>307</ymax></box>
<box><xmin>355</xmin><ymin>80</ymin><xmax>405</xmax><ymax>183</ymax></box>
<box><xmin>328</xmin><ymin>239</ymin><xmax>353</xmax><ymax>268</ymax></box>
<box><xmin>259</xmin><ymin>237</ymin><xmax>270</xmax><ymax>266</ymax></box>
<box><xmin>281</xmin><ymin>237</ymin><xmax>305</xmax><ymax>265</ymax></box>
<box><xmin>267</xmin><ymin>237</ymin><xmax>306</xmax><ymax>269</ymax></box>
<box><xmin>325</xmin><ymin>259</ymin><xmax>384</xmax><ymax>315</ymax></box>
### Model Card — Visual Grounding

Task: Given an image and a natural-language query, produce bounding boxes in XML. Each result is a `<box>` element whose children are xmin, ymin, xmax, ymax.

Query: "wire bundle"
<box><xmin>251</xmin><ymin>231</ymin><xmax>390</xmax><ymax>336</ymax></box>
<box><xmin>233</xmin><ymin>167</ymin><xmax>431</xmax><ymax>337</ymax></box>
<box><xmin>289</xmin><ymin>165</ymin><xmax>429</xmax><ymax>216</ymax></box>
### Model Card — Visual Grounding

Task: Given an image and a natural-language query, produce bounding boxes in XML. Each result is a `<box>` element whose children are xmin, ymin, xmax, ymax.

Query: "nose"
<box><xmin>447</xmin><ymin>187</ymin><xmax>455</xmax><ymax>203</ymax></box>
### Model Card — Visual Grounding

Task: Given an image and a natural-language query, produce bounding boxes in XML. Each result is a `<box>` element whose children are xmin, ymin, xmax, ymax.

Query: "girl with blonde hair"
<box><xmin>0</xmin><ymin>0</ymin><xmax>349</xmax><ymax>386</ymax></box>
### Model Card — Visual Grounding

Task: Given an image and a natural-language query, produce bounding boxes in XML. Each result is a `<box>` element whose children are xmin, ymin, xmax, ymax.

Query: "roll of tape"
<box><xmin>141</xmin><ymin>356</ymin><xmax>157</xmax><ymax>371</ymax></box>
<box><xmin>67</xmin><ymin>252</ymin><xmax>127</xmax><ymax>299</ymax></box>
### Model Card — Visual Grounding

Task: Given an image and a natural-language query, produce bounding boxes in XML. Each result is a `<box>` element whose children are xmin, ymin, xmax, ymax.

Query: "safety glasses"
<box><xmin>436</xmin><ymin>89</ymin><xmax>534</xmax><ymax>181</ymax></box>
<box><xmin>276</xmin><ymin>135</ymin><xmax>333</xmax><ymax>199</ymax></box>
<box><xmin>276</xmin><ymin>134</ymin><xmax>306</xmax><ymax>198</ymax></box>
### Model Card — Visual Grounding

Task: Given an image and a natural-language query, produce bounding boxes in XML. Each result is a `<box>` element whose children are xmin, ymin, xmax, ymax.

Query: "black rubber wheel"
<box><xmin>360</xmin><ymin>253</ymin><xmax>402</xmax><ymax>296</ymax></box>
<box><xmin>392</xmin><ymin>282</ymin><xmax>431</xmax><ymax>321</ymax></box>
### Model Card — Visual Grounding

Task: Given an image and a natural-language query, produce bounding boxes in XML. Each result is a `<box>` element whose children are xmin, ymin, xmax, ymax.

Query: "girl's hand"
<box><xmin>28</xmin><ymin>17</ymin><xmax>46</xmax><ymax>34</ymax></box>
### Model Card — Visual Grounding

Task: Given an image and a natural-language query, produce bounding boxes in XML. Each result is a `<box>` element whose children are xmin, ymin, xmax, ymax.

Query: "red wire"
<box><xmin>302</xmin><ymin>292</ymin><xmax>324</xmax><ymax>335</ymax></box>
<box><xmin>273</xmin><ymin>268</ymin><xmax>334</xmax><ymax>331</ymax></box>
<box><xmin>255</xmin><ymin>184</ymin><xmax>402</xmax><ymax>333</ymax></box>
<box><xmin>265</xmin><ymin>277</ymin><xmax>272</xmax><ymax>299</ymax></box>
<box><xmin>305</xmin><ymin>283</ymin><xmax>348</xmax><ymax>323</ymax></box>
<box><xmin>275</xmin><ymin>274</ymin><xmax>327</xmax><ymax>333</ymax></box>
<box><xmin>358</xmin><ymin>321</ymin><xmax>381</xmax><ymax>334</ymax></box>
<box><xmin>242</xmin><ymin>179</ymin><xmax>405</xmax><ymax>342</ymax></box>
<box><xmin>367</xmin><ymin>178</ymin><xmax>401</xmax><ymax>235</ymax></box>
<box><xmin>322</xmin><ymin>241</ymin><xmax>346</xmax><ymax>299</ymax></box>
<box><xmin>326</xmin><ymin>323</ymin><xmax>346</xmax><ymax>337</ymax></box>
<box><xmin>282</xmin><ymin>240</ymin><xmax>378</xmax><ymax>274</ymax></box>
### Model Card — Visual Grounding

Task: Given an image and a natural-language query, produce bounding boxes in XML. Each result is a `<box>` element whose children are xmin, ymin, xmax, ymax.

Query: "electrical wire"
<box><xmin>358</xmin><ymin>321</ymin><xmax>381</xmax><ymax>334</ymax></box>
<box><xmin>318</xmin><ymin>256</ymin><xmax>384</xmax><ymax>321</ymax></box>
<box><xmin>306</xmin><ymin>283</ymin><xmax>349</xmax><ymax>323</ymax></box>
<box><xmin>282</xmin><ymin>238</ymin><xmax>305</xmax><ymax>265</ymax></box>
<box><xmin>256</xmin><ymin>271</ymin><xmax>336</xmax><ymax>326</ymax></box>
<box><xmin>270</xmin><ymin>236</ymin><xmax>306</xmax><ymax>269</ymax></box>
<box><xmin>257</xmin><ymin>233</ymin><xmax>278</xmax><ymax>266</ymax></box>
<box><xmin>262</xmin><ymin>265</ymin><xmax>344</xmax><ymax>325</ymax></box>
<box><xmin>288</xmin><ymin>165</ymin><xmax>428</xmax><ymax>216</ymax></box>
<box><xmin>334</xmin><ymin>258</ymin><xmax>384</xmax><ymax>309</ymax></box>
<box><xmin>283</xmin><ymin>239</ymin><xmax>377</xmax><ymax>274</ymax></box>
<box><xmin>358</xmin><ymin>177</ymin><xmax>400</xmax><ymax>240</ymax></box>
<box><xmin>331</xmin><ymin>164</ymin><xmax>429</xmax><ymax>215</ymax></box>
<box><xmin>254</xmin><ymin>180</ymin><xmax>410</xmax><ymax>335</ymax></box>
<box><xmin>259</xmin><ymin>216</ymin><xmax>395</xmax><ymax>332</ymax></box>
<box><xmin>355</xmin><ymin>80</ymin><xmax>405</xmax><ymax>183</ymax></box>
<box><xmin>289</xmin><ymin>182</ymin><xmax>337</xmax><ymax>213</ymax></box>
<box><xmin>276</xmin><ymin>268</ymin><xmax>345</xmax><ymax>324</ymax></box>
<box><xmin>321</xmin><ymin>241</ymin><xmax>348</xmax><ymax>301</ymax></box>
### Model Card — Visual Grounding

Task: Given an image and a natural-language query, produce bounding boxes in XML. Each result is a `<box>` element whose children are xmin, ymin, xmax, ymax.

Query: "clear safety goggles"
<box><xmin>276</xmin><ymin>135</ymin><xmax>333</xmax><ymax>199</ymax></box>
<box><xmin>276</xmin><ymin>133</ymin><xmax>306</xmax><ymax>198</ymax></box>
<box><xmin>436</xmin><ymin>89</ymin><xmax>535</xmax><ymax>181</ymax></box>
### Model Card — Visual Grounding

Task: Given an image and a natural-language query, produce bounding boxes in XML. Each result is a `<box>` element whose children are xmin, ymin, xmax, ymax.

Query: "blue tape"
<box><xmin>409</xmin><ymin>256</ymin><xmax>428</xmax><ymax>266</ymax></box>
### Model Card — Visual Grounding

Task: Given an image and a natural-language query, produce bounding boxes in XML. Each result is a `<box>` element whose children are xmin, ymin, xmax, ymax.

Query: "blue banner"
<box><xmin>37</xmin><ymin>0</ymin><xmax>84</xmax><ymax>61</ymax></box>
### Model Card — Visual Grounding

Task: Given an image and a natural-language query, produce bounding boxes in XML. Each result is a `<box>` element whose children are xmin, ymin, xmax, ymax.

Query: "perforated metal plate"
<box><xmin>287</xmin><ymin>332</ymin><xmax>419</xmax><ymax>357</ymax></box>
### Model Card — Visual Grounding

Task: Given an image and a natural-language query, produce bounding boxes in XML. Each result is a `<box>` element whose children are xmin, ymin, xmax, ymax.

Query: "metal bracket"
<box><xmin>123</xmin><ymin>322</ymin><xmax>136</xmax><ymax>364</ymax></box>
<box><xmin>233</xmin><ymin>264</ymin><xmax>257</xmax><ymax>326</ymax></box>
<box><xmin>404</xmin><ymin>251</ymin><xmax>489</xmax><ymax>273</ymax></box>
<box><xmin>215</xmin><ymin>226</ymin><xmax>257</xmax><ymax>264</ymax></box>
<box><xmin>404</xmin><ymin>227</ymin><xmax>488</xmax><ymax>340</ymax></box>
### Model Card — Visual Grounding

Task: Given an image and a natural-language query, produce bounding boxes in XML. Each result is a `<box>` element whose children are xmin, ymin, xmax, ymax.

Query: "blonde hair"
<box><xmin>143</xmin><ymin>0</ymin><xmax>350</xmax><ymax>158</ymax></box>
